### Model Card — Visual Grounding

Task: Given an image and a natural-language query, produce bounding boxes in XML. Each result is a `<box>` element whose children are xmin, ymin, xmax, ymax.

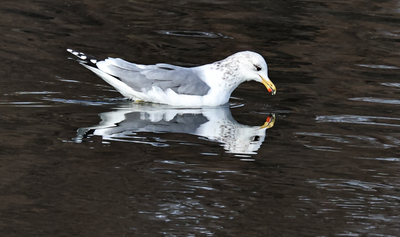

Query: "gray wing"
<box><xmin>96</xmin><ymin>58</ymin><xmax>211</xmax><ymax>96</ymax></box>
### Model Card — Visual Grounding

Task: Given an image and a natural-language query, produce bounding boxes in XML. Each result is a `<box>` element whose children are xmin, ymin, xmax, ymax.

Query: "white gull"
<box><xmin>67</xmin><ymin>49</ymin><xmax>276</xmax><ymax>106</ymax></box>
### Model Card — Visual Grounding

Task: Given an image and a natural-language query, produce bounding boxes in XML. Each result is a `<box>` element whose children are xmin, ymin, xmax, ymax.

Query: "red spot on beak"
<box><xmin>267</xmin><ymin>88</ymin><xmax>272</xmax><ymax>93</ymax></box>
<box><xmin>266</xmin><ymin>117</ymin><xmax>272</xmax><ymax>123</ymax></box>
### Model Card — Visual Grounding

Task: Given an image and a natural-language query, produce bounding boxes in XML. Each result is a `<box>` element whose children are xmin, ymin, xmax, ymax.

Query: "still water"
<box><xmin>1</xmin><ymin>0</ymin><xmax>400</xmax><ymax>236</ymax></box>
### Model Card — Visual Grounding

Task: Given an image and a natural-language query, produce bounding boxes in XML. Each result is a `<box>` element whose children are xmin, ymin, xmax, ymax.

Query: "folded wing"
<box><xmin>96</xmin><ymin>58</ymin><xmax>211</xmax><ymax>96</ymax></box>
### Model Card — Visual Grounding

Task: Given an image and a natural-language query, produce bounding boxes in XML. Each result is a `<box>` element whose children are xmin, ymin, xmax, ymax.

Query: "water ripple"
<box><xmin>380</xmin><ymin>83</ymin><xmax>400</xmax><ymax>88</ymax></box>
<box><xmin>156</xmin><ymin>30</ymin><xmax>232</xmax><ymax>39</ymax></box>
<box><xmin>13</xmin><ymin>91</ymin><xmax>60</xmax><ymax>95</ymax></box>
<box><xmin>296</xmin><ymin>132</ymin><xmax>398</xmax><ymax>150</ymax></box>
<box><xmin>316</xmin><ymin>115</ymin><xmax>400</xmax><ymax>127</ymax></box>
<box><xmin>42</xmin><ymin>97</ymin><xmax>120</xmax><ymax>106</ymax></box>
<box><xmin>356</xmin><ymin>64</ymin><xmax>399</xmax><ymax>69</ymax></box>
<box><xmin>354</xmin><ymin>157</ymin><xmax>400</xmax><ymax>162</ymax></box>
<box><xmin>349</xmin><ymin>97</ymin><xmax>400</xmax><ymax>105</ymax></box>
<box><xmin>0</xmin><ymin>101</ymin><xmax>50</xmax><ymax>107</ymax></box>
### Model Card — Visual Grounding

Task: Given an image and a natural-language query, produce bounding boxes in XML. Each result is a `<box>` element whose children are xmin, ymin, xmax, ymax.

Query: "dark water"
<box><xmin>1</xmin><ymin>0</ymin><xmax>400</xmax><ymax>236</ymax></box>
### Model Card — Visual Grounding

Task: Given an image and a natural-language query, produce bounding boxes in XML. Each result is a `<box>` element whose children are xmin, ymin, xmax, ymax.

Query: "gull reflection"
<box><xmin>75</xmin><ymin>103</ymin><xmax>275</xmax><ymax>155</ymax></box>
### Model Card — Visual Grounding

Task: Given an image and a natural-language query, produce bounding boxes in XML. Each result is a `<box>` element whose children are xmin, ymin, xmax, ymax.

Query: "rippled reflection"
<box><xmin>75</xmin><ymin>104</ymin><xmax>275</xmax><ymax>155</ymax></box>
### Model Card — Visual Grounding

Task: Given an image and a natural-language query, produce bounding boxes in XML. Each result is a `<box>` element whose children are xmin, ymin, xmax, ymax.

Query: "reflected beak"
<box><xmin>260</xmin><ymin>113</ymin><xmax>275</xmax><ymax>129</ymax></box>
<box><xmin>259</xmin><ymin>75</ymin><xmax>276</xmax><ymax>95</ymax></box>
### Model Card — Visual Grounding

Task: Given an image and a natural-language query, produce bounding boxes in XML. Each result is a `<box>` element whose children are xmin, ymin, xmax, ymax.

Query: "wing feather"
<box><xmin>96</xmin><ymin>58</ymin><xmax>211</xmax><ymax>96</ymax></box>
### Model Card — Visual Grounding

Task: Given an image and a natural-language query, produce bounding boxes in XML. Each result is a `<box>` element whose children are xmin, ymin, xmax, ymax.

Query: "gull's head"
<box><xmin>229</xmin><ymin>51</ymin><xmax>276</xmax><ymax>95</ymax></box>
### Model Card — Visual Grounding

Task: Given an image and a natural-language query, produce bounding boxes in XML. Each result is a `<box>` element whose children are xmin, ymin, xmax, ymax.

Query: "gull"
<box><xmin>67</xmin><ymin>49</ymin><xmax>276</xmax><ymax>106</ymax></box>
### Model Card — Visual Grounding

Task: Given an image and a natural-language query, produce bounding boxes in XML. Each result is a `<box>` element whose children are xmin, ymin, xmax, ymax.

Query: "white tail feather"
<box><xmin>81</xmin><ymin>64</ymin><xmax>142</xmax><ymax>100</ymax></box>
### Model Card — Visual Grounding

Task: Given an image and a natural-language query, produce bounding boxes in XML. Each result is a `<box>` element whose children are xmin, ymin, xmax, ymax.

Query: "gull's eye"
<box><xmin>254</xmin><ymin>65</ymin><xmax>262</xmax><ymax>71</ymax></box>
<box><xmin>252</xmin><ymin>136</ymin><xmax>260</xmax><ymax>142</ymax></box>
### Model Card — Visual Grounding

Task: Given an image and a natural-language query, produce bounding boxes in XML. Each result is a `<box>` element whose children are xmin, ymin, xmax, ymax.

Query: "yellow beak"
<box><xmin>260</xmin><ymin>75</ymin><xmax>276</xmax><ymax>95</ymax></box>
<box><xmin>260</xmin><ymin>113</ymin><xmax>275</xmax><ymax>129</ymax></box>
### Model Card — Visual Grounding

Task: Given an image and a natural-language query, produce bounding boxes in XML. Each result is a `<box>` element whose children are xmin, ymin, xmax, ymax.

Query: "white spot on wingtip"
<box><xmin>67</xmin><ymin>49</ymin><xmax>73</xmax><ymax>52</ymax></box>
<box><xmin>72</xmin><ymin>52</ymin><xmax>79</xmax><ymax>55</ymax></box>
<box><xmin>90</xmin><ymin>59</ymin><xmax>97</xmax><ymax>64</ymax></box>
<box><xmin>80</xmin><ymin>55</ymin><xmax>87</xmax><ymax>60</ymax></box>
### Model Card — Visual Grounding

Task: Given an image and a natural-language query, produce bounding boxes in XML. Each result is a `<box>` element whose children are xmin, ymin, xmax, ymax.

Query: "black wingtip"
<box><xmin>67</xmin><ymin>48</ymin><xmax>99</xmax><ymax>67</ymax></box>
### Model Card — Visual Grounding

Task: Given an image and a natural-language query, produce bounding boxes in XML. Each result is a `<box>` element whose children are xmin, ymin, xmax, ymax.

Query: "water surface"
<box><xmin>0</xmin><ymin>0</ymin><xmax>400</xmax><ymax>236</ymax></box>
